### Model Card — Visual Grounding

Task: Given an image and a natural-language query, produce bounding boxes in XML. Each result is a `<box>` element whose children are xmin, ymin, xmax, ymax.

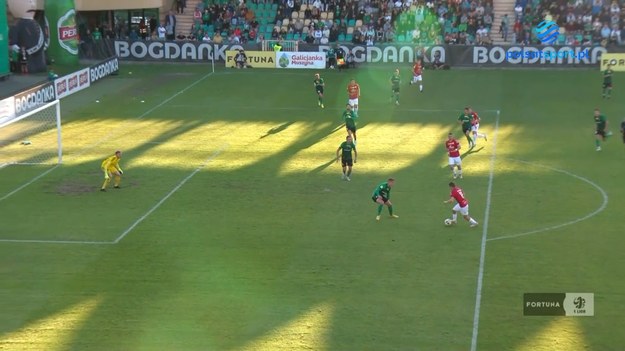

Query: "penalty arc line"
<box><xmin>112</xmin><ymin>144</ymin><xmax>228</xmax><ymax>244</ymax></box>
<box><xmin>486</xmin><ymin>159</ymin><xmax>609</xmax><ymax>242</ymax></box>
<box><xmin>0</xmin><ymin>71</ymin><xmax>215</xmax><ymax>204</ymax></box>
<box><xmin>470</xmin><ymin>109</ymin><xmax>500</xmax><ymax>351</ymax></box>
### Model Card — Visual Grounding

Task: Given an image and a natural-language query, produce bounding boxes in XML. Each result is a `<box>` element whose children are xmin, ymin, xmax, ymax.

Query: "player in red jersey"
<box><xmin>443</xmin><ymin>182</ymin><xmax>478</xmax><ymax>227</ymax></box>
<box><xmin>409</xmin><ymin>59</ymin><xmax>423</xmax><ymax>92</ymax></box>
<box><xmin>468</xmin><ymin>107</ymin><xmax>487</xmax><ymax>144</ymax></box>
<box><xmin>347</xmin><ymin>79</ymin><xmax>361</xmax><ymax>112</ymax></box>
<box><xmin>445</xmin><ymin>133</ymin><xmax>463</xmax><ymax>179</ymax></box>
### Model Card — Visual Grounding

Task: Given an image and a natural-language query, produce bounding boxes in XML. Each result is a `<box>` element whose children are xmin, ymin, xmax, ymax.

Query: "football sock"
<box><xmin>469</xmin><ymin>218</ymin><xmax>477</xmax><ymax>224</ymax></box>
<box><xmin>114</xmin><ymin>175</ymin><xmax>121</xmax><ymax>187</ymax></box>
<box><xmin>347</xmin><ymin>169</ymin><xmax>352</xmax><ymax>177</ymax></box>
<box><xmin>419</xmin><ymin>84</ymin><xmax>423</xmax><ymax>91</ymax></box>
<box><xmin>377</xmin><ymin>205</ymin><xmax>383</xmax><ymax>215</ymax></box>
<box><xmin>102</xmin><ymin>178</ymin><xmax>110</xmax><ymax>189</ymax></box>
<box><xmin>388</xmin><ymin>205</ymin><xmax>394</xmax><ymax>215</ymax></box>
<box><xmin>595</xmin><ymin>139</ymin><xmax>600</xmax><ymax>147</ymax></box>
<box><xmin>452</xmin><ymin>213</ymin><xmax>458</xmax><ymax>221</ymax></box>
<box><xmin>458</xmin><ymin>169</ymin><xmax>463</xmax><ymax>176</ymax></box>
<box><xmin>466</xmin><ymin>134</ymin><xmax>472</xmax><ymax>144</ymax></box>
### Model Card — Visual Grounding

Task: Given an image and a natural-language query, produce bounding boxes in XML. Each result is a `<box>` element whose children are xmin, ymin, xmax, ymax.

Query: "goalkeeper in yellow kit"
<box><xmin>100</xmin><ymin>150</ymin><xmax>123</xmax><ymax>191</ymax></box>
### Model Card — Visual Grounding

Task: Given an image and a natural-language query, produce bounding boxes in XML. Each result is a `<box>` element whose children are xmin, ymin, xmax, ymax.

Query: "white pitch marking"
<box><xmin>0</xmin><ymin>71</ymin><xmax>215</xmax><ymax>203</ymax></box>
<box><xmin>0</xmin><ymin>238</ymin><xmax>114</xmax><ymax>245</ymax></box>
<box><xmin>487</xmin><ymin>159</ymin><xmax>609</xmax><ymax>242</ymax></box>
<box><xmin>470</xmin><ymin>109</ymin><xmax>500</xmax><ymax>351</ymax></box>
<box><xmin>112</xmin><ymin>145</ymin><xmax>227</xmax><ymax>244</ymax></box>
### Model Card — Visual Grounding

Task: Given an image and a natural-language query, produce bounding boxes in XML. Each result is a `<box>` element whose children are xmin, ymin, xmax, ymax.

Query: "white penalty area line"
<box><xmin>0</xmin><ymin>145</ymin><xmax>227</xmax><ymax>246</ymax></box>
<box><xmin>486</xmin><ymin>159</ymin><xmax>609</xmax><ymax>242</ymax></box>
<box><xmin>112</xmin><ymin>144</ymin><xmax>228</xmax><ymax>244</ymax></box>
<box><xmin>0</xmin><ymin>238</ymin><xmax>114</xmax><ymax>245</ymax></box>
<box><xmin>470</xmin><ymin>109</ymin><xmax>500</xmax><ymax>351</ymax></box>
<box><xmin>0</xmin><ymin>71</ymin><xmax>215</xmax><ymax>204</ymax></box>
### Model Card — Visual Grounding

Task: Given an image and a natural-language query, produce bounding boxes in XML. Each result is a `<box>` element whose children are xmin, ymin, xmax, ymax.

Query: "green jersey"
<box><xmin>390</xmin><ymin>74</ymin><xmax>401</xmax><ymax>88</ymax></box>
<box><xmin>342</xmin><ymin>110</ymin><xmax>357</xmax><ymax>128</ymax></box>
<box><xmin>595</xmin><ymin>114</ymin><xmax>606</xmax><ymax>131</ymax></box>
<box><xmin>327</xmin><ymin>48</ymin><xmax>336</xmax><ymax>59</ymax></box>
<box><xmin>603</xmin><ymin>69</ymin><xmax>612</xmax><ymax>84</ymax></box>
<box><xmin>314</xmin><ymin>78</ymin><xmax>324</xmax><ymax>89</ymax></box>
<box><xmin>339</xmin><ymin>141</ymin><xmax>356</xmax><ymax>160</ymax></box>
<box><xmin>372</xmin><ymin>181</ymin><xmax>392</xmax><ymax>199</ymax></box>
<box><xmin>458</xmin><ymin>113</ymin><xmax>472</xmax><ymax>129</ymax></box>
<box><xmin>92</xmin><ymin>30</ymin><xmax>102</xmax><ymax>41</ymax></box>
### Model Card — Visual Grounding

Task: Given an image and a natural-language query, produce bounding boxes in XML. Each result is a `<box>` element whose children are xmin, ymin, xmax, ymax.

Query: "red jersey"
<box><xmin>471</xmin><ymin>112</ymin><xmax>480</xmax><ymax>125</ymax></box>
<box><xmin>347</xmin><ymin>83</ymin><xmax>360</xmax><ymax>99</ymax></box>
<box><xmin>445</xmin><ymin>139</ymin><xmax>460</xmax><ymax>157</ymax></box>
<box><xmin>413</xmin><ymin>63</ymin><xmax>422</xmax><ymax>76</ymax></box>
<box><xmin>450</xmin><ymin>187</ymin><xmax>469</xmax><ymax>207</ymax></box>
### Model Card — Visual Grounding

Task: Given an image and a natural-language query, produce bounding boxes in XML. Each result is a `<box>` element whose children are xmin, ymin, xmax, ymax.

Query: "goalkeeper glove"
<box><xmin>118</xmin><ymin>170</ymin><xmax>123</xmax><ymax>175</ymax></box>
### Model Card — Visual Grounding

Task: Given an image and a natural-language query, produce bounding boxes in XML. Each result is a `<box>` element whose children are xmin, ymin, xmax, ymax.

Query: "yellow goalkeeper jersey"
<box><xmin>101</xmin><ymin>154</ymin><xmax>121</xmax><ymax>170</ymax></box>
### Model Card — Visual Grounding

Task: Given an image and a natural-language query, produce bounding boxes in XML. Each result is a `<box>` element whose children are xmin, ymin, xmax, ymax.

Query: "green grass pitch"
<box><xmin>1</xmin><ymin>63</ymin><xmax>624</xmax><ymax>351</ymax></box>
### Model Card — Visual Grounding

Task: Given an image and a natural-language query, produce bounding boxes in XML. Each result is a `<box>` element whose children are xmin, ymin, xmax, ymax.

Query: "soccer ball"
<box><xmin>444</xmin><ymin>218</ymin><xmax>453</xmax><ymax>226</ymax></box>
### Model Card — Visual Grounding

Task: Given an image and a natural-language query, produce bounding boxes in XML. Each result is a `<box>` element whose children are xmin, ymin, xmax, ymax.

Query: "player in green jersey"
<box><xmin>371</xmin><ymin>178</ymin><xmax>399</xmax><ymax>221</ymax></box>
<box><xmin>621</xmin><ymin>118</ymin><xmax>625</xmax><ymax>144</ymax></box>
<box><xmin>602</xmin><ymin>65</ymin><xmax>613</xmax><ymax>99</ymax></box>
<box><xmin>594</xmin><ymin>108</ymin><xmax>609</xmax><ymax>151</ymax></box>
<box><xmin>390</xmin><ymin>68</ymin><xmax>401</xmax><ymax>105</ymax></box>
<box><xmin>336</xmin><ymin>135</ymin><xmax>358</xmax><ymax>181</ymax></box>
<box><xmin>342</xmin><ymin>104</ymin><xmax>358</xmax><ymax>143</ymax></box>
<box><xmin>313</xmin><ymin>73</ymin><xmax>325</xmax><ymax>108</ymax></box>
<box><xmin>457</xmin><ymin>107</ymin><xmax>475</xmax><ymax>148</ymax></box>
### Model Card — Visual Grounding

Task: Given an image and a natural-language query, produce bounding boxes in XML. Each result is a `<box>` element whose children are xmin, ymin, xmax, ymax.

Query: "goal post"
<box><xmin>0</xmin><ymin>100</ymin><xmax>63</xmax><ymax>166</ymax></box>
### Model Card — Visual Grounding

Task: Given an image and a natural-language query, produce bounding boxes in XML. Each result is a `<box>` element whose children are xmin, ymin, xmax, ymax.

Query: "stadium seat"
<box><xmin>286</xmin><ymin>32</ymin><xmax>294</xmax><ymax>40</ymax></box>
<box><xmin>334</xmin><ymin>19</ymin><xmax>340</xmax><ymax>26</ymax></box>
<box><xmin>303</xmin><ymin>26</ymin><xmax>309</xmax><ymax>34</ymax></box>
<box><xmin>347</xmin><ymin>27</ymin><xmax>354</xmax><ymax>34</ymax></box>
<box><xmin>300</xmin><ymin>4</ymin><xmax>308</xmax><ymax>10</ymax></box>
<box><xmin>304</xmin><ymin>19</ymin><xmax>311</xmax><ymax>26</ymax></box>
<box><xmin>327</xmin><ymin>12</ymin><xmax>334</xmax><ymax>20</ymax></box>
<box><xmin>292</xmin><ymin>11</ymin><xmax>299</xmax><ymax>19</ymax></box>
<box><xmin>321</xmin><ymin>12</ymin><xmax>328</xmax><ymax>19</ymax></box>
<box><xmin>281</xmin><ymin>26</ymin><xmax>288</xmax><ymax>32</ymax></box>
<box><xmin>557</xmin><ymin>34</ymin><xmax>565</xmax><ymax>45</ymax></box>
<box><xmin>346</xmin><ymin>34</ymin><xmax>353</xmax><ymax>41</ymax></box>
<box><xmin>282</xmin><ymin>18</ymin><xmax>289</xmax><ymax>26</ymax></box>
<box><xmin>338</xmin><ymin>33</ymin><xmax>345</xmax><ymax>42</ymax></box>
<box><xmin>257</xmin><ymin>3</ymin><xmax>265</xmax><ymax>10</ymax></box>
<box><xmin>575</xmin><ymin>34</ymin><xmax>583</xmax><ymax>42</ymax></box>
<box><xmin>397</xmin><ymin>34</ymin><xmax>405</xmax><ymax>42</ymax></box>
<box><xmin>355</xmin><ymin>19</ymin><xmax>363</xmax><ymax>27</ymax></box>
<box><xmin>248</xmin><ymin>3</ymin><xmax>257</xmax><ymax>11</ymax></box>
<box><xmin>271</xmin><ymin>3</ymin><xmax>278</xmax><ymax>10</ymax></box>
<box><xmin>258</xmin><ymin>24</ymin><xmax>266</xmax><ymax>33</ymax></box>
<box><xmin>294</xmin><ymin>33</ymin><xmax>301</xmax><ymax>40</ymax></box>
<box><xmin>410</xmin><ymin>4</ymin><xmax>416</xmax><ymax>10</ymax></box>
<box><xmin>260</xmin><ymin>18</ymin><xmax>268</xmax><ymax>25</ymax></box>
<box><xmin>348</xmin><ymin>19</ymin><xmax>356</xmax><ymax>27</ymax></box>
<box><xmin>458</xmin><ymin>23</ymin><xmax>467</xmax><ymax>32</ymax></box>
<box><xmin>298</xmin><ymin>11</ymin><xmax>305</xmax><ymax>18</ymax></box>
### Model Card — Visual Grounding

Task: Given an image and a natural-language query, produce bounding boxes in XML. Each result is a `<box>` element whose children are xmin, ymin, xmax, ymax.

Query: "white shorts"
<box><xmin>471</xmin><ymin>123</ymin><xmax>480</xmax><ymax>132</ymax></box>
<box><xmin>453</xmin><ymin>203</ymin><xmax>469</xmax><ymax>216</ymax></box>
<box><xmin>413</xmin><ymin>74</ymin><xmax>422</xmax><ymax>81</ymax></box>
<box><xmin>448</xmin><ymin>156</ymin><xmax>461</xmax><ymax>166</ymax></box>
<box><xmin>348</xmin><ymin>98</ymin><xmax>359</xmax><ymax>106</ymax></box>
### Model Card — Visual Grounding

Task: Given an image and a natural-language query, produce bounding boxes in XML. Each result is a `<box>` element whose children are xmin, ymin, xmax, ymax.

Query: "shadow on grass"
<box><xmin>260</xmin><ymin>121</ymin><xmax>295</xmax><ymax>139</ymax></box>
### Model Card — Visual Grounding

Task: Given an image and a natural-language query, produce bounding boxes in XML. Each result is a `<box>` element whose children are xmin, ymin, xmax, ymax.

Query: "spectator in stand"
<box><xmin>314</xmin><ymin>27</ymin><xmax>323</xmax><ymax>43</ymax></box>
<box><xmin>610</xmin><ymin>24</ymin><xmax>622</xmax><ymax>44</ymax></box>
<box><xmin>176</xmin><ymin>0</ymin><xmax>185</xmax><ymax>14</ymax></box>
<box><xmin>305</xmin><ymin>31</ymin><xmax>315</xmax><ymax>43</ymax></box>
<box><xmin>601</xmin><ymin>23</ymin><xmax>611</xmax><ymax>41</ymax></box>
<box><xmin>166</xmin><ymin>11</ymin><xmax>176</xmax><ymax>40</ymax></box>
<box><xmin>514</xmin><ymin>2</ymin><xmax>523</xmax><ymax>20</ymax></box>
<box><xmin>213</xmin><ymin>32</ymin><xmax>223</xmax><ymax>44</ymax></box>
<box><xmin>157</xmin><ymin>22</ymin><xmax>166</xmax><ymax>40</ymax></box>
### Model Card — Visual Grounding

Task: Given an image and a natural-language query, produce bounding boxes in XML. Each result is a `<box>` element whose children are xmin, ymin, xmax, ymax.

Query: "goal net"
<box><xmin>0</xmin><ymin>100</ymin><xmax>62</xmax><ymax>166</ymax></box>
